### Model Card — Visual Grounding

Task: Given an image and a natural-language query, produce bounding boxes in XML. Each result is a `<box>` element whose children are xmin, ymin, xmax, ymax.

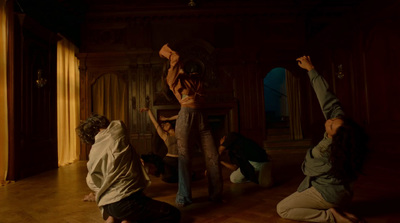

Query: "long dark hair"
<box><xmin>328</xmin><ymin>117</ymin><xmax>369</xmax><ymax>183</ymax></box>
<box><xmin>76</xmin><ymin>114</ymin><xmax>110</xmax><ymax>145</ymax></box>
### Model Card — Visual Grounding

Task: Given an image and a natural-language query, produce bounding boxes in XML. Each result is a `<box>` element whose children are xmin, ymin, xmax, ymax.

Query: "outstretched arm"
<box><xmin>218</xmin><ymin>136</ymin><xmax>237</xmax><ymax>170</ymax></box>
<box><xmin>296</xmin><ymin>56</ymin><xmax>344</xmax><ymax>119</ymax></box>
<box><xmin>159</xmin><ymin>115</ymin><xmax>178</xmax><ymax>121</ymax></box>
<box><xmin>140</xmin><ymin>108</ymin><xmax>167</xmax><ymax>141</ymax></box>
<box><xmin>220</xmin><ymin>161</ymin><xmax>238</xmax><ymax>171</ymax></box>
<box><xmin>159</xmin><ymin>44</ymin><xmax>183</xmax><ymax>95</ymax></box>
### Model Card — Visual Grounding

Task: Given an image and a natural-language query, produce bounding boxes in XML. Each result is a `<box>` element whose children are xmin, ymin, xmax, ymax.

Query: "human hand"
<box><xmin>218</xmin><ymin>136</ymin><xmax>226</xmax><ymax>155</ymax></box>
<box><xmin>83</xmin><ymin>192</ymin><xmax>96</xmax><ymax>202</ymax></box>
<box><xmin>159</xmin><ymin>115</ymin><xmax>168</xmax><ymax>121</ymax></box>
<box><xmin>218</xmin><ymin>146</ymin><xmax>226</xmax><ymax>155</ymax></box>
<box><xmin>296</xmin><ymin>56</ymin><xmax>315</xmax><ymax>71</ymax></box>
<box><xmin>159</xmin><ymin>43</ymin><xmax>172</xmax><ymax>59</ymax></box>
<box><xmin>220</xmin><ymin>136</ymin><xmax>226</xmax><ymax>145</ymax></box>
<box><xmin>140</xmin><ymin>108</ymin><xmax>149</xmax><ymax>112</ymax></box>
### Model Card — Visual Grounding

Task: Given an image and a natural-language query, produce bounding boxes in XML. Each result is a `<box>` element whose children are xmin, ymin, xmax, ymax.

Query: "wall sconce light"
<box><xmin>36</xmin><ymin>69</ymin><xmax>47</xmax><ymax>88</ymax></box>
<box><xmin>336</xmin><ymin>64</ymin><xmax>344</xmax><ymax>79</ymax></box>
<box><xmin>188</xmin><ymin>0</ymin><xmax>196</xmax><ymax>7</ymax></box>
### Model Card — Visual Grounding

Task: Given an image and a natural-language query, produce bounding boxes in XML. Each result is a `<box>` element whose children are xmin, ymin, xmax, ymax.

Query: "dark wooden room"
<box><xmin>1</xmin><ymin>0</ymin><xmax>399</xmax><ymax>222</ymax></box>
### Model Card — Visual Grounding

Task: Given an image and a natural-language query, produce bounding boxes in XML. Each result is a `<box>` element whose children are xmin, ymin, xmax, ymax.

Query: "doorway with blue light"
<box><xmin>264</xmin><ymin>67</ymin><xmax>289</xmax><ymax>130</ymax></box>
<box><xmin>263</xmin><ymin>67</ymin><xmax>306</xmax><ymax>148</ymax></box>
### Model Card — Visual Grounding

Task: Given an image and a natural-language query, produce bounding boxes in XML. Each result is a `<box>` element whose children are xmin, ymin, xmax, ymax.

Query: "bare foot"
<box><xmin>105</xmin><ymin>216</ymin><xmax>115</xmax><ymax>223</ymax></box>
<box><xmin>330</xmin><ymin>208</ymin><xmax>361</xmax><ymax>223</ymax></box>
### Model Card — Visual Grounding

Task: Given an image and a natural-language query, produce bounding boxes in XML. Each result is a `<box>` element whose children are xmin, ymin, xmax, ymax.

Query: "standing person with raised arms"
<box><xmin>276</xmin><ymin>56</ymin><xmax>369</xmax><ymax>223</ymax></box>
<box><xmin>159</xmin><ymin>43</ymin><xmax>223</xmax><ymax>207</ymax></box>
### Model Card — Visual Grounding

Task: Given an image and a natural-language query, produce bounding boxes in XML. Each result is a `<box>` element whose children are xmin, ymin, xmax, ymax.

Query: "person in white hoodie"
<box><xmin>76</xmin><ymin>114</ymin><xmax>181</xmax><ymax>223</ymax></box>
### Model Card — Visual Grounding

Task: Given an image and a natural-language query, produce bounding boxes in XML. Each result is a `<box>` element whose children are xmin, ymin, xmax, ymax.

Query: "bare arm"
<box><xmin>220</xmin><ymin>161</ymin><xmax>238</xmax><ymax>171</ymax></box>
<box><xmin>159</xmin><ymin>115</ymin><xmax>178</xmax><ymax>121</ymax></box>
<box><xmin>140</xmin><ymin>108</ymin><xmax>167</xmax><ymax>141</ymax></box>
<box><xmin>218</xmin><ymin>136</ymin><xmax>238</xmax><ymax>170</ymax></box>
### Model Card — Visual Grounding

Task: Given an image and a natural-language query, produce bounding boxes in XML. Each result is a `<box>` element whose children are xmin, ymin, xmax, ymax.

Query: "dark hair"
<box><xmin>184</xmin><ymin>60</ymin><xmax>203</xmax><ymax>75</ymax></box>
<box><xmin>76</xmin><ymin>114</ymin><xmax>110</xmax><ymax>145</ymax></box>
<box><xmin>161</xmin><ymin>120</ymin><xmax>176</xmax><ymax>130</ymax></box>
<box><xmin>328</xmin><ymin>117</ymin><xmax>369</xmax><ymax>183</ymax></box>
<box><xmin>141</xmin><ymin>153</ymin><xmax>164</xmax><ymax>177</ymax></box>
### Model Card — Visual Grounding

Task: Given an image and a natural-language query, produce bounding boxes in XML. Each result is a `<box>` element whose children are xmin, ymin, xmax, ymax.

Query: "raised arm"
<box><xmin>140</xmin><ymin>108</ymin><xmax>168</xmax><ymax>141</ymax></box>
<box><xmin>159</xmin><ymin>44</ymin><xmax>183</xmax><ymax>93</ymax></box>
<box><xmin>159</xmin><ymin>115</ymin><xmax>178</xmax><ymax>121</ymax></box>
<box><xmin>297</xmin><ymin>56</ymin><xmax>344</xmax><ymax>119</ymax></box>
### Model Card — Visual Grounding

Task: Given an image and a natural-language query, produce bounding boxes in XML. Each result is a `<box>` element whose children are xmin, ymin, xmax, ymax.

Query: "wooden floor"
<box><xmin>1</xmin><ymin>148</ymin><xmax>400</xmax><ymax>223</ymax></box>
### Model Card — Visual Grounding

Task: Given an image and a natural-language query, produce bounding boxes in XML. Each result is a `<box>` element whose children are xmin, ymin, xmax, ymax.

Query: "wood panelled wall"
<box><xmin>78</xmin><ymin>1</ymin><xmax>400</xmax><ymax>156</ymax></box>
<box><xmin>77</xmin><ymin>3</ymin><xmax>312</xmax><ymax>156</ymax></box>
<box><xmin>6</xmin><ymin>0</ymin><xmax>399</xmax><ymax>180</ymax></box>
<box><xmin>305</xmin><ymin>1</ymin><xmax>400</xmax><ymax>154</ymax></box>
<box><xmin>7</xmin><ymin>10</ymin><xmax>59</xmax><ymax>180</ymax></box>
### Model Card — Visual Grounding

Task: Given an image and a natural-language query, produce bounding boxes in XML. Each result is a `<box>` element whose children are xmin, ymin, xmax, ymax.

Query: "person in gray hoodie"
<box><xmin>276</xmin><ymin>56</ymin><xmax>368</xmax><ymax>223</ymax></box>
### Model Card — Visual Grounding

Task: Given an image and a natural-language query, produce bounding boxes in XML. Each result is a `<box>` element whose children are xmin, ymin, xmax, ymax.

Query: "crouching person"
<box><xmin>218</xmin><ymin>132</ymin><xmax>273</xmax><ymax>188</ymax></box>
<box><xmin>76</xmin><ymin>114</ymin><xmax>181</xmax><ymax>223</ymax></box>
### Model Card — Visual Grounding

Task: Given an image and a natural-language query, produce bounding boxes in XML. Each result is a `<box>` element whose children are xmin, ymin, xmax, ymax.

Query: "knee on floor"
<box><xmin>276</xmin><ymin>201</ymin><xmax>289</xmax><ymax>218</ymax></box>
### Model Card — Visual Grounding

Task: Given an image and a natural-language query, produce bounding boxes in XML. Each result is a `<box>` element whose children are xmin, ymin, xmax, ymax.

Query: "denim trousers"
<box><xmin>175</xmin><ymin>107</ymin><xmax>223</xmax><ymax>205</ymax></box>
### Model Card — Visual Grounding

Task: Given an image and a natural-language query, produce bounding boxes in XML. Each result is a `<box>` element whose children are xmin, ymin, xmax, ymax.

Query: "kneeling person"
<box><xmin>219</xmin><ymin>132</ymin><xmax>273</xmax><ymax>187</ymax></box>
<box><xmin>76</xmin><ymin>114</ymin><xmax>181</xmax><ymax>223</ymax></box>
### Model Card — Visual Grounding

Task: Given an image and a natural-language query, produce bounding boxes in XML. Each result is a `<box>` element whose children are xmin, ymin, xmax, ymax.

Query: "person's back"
<box><xmin>77</xmin><ymin>115</ymin><xmax>181</xmax><ymax>223</ymax></box>
<box><xmin>87</xmin><ymin>120</ymin><xmax>150</xmax><ymax>209</ymax></box>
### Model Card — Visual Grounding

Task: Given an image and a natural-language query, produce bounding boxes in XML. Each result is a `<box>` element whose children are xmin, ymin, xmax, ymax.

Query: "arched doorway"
<box><xmin>264</xmin><ymin>67</ymin><xmax>288</xmax><ymax>127</ymax></box>
<box><xmin>263</xmin><ymin>68</ymin><xmax>305</xmax><ymax>149</ymax></box>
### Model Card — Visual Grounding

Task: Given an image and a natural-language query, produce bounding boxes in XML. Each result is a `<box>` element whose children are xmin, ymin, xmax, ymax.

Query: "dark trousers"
<box><xmin>103</xmin><ymin>191</ymin><xmax>181</xmax><ymax>223</ymax></box>
<box><xmin>162</xmin><ymin>156</ymin><xmax>179</xmax><ymax>183</ymax></box>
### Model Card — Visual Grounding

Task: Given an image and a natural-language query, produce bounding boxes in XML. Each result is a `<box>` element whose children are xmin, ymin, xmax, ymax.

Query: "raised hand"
<box><xmin>296</xmin><ymin>55</ymin><xmax>315</xmax><ymax>71</ymax></box>
<box><xmin>140</xmin><ymin>108</ymin><xmax>149</xmax><ymax>112</ymax></box>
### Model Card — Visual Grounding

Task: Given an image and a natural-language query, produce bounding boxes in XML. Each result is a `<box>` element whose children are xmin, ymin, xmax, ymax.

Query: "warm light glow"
<box><xmin>57</xmin><ymin>38</ymin><xmax>80</xmax><ymax>166</ymax></box>
<box><xmin>0</xmin><ymin>0</ymin><xmax>9</xmax><ymax>185</ymax></box>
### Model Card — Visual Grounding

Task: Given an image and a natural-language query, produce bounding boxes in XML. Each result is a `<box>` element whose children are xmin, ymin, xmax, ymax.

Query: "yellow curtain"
<box><xmin>0</xmin><ymin>0</ymin><xmax>9</xmax><ymax>185</ymax></box>
<box><xmin>92</xmin><ymin>73</ymin><xmax>127</xmax><ymax>124</ymax></box>
<box><xmin>286</xmin><ymin>70</ymin><xmax>303</xmax><ymax>140</ymax></box>
<box><xmin>57</xmin><ymin>38</ymin><xmax>80</xmax><ymax>166</ymax></box>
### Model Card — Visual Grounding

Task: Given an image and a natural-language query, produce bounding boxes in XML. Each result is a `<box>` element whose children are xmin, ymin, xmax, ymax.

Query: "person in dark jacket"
<box><xmin>218</xmin><ymin>132</ymin><xmax>273</xmax><ymax>187</ymax></box>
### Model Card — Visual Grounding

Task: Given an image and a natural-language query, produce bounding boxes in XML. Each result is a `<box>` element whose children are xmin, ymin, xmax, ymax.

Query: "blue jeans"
<box><xmin>175</xmin><ymin>107</ymin><xmax>223</xmax><ymax>205</ymax></box>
